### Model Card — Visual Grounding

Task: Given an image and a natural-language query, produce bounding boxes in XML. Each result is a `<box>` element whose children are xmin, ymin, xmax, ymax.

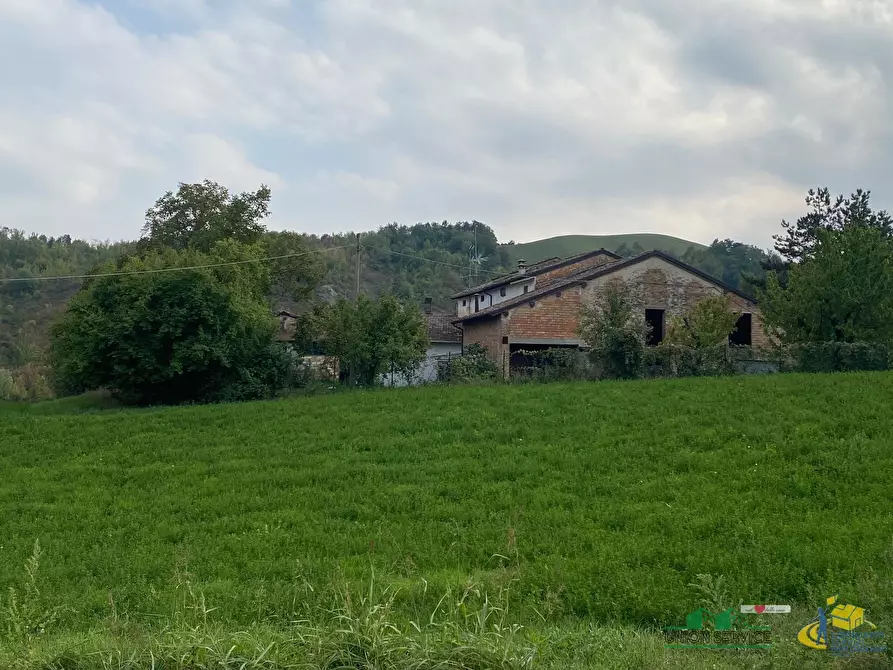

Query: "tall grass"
<box><xmin>3</xmin><ymin>373</ymin><xmax>893</xmax><ymax>667</ymax></box>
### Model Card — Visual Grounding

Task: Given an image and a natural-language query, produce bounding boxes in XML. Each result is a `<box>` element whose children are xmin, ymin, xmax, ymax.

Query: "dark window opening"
<box><xmin>645</xmin><ymin>309</ymin><xmax>665</xmax><ymax>346</ymax></box>
<box><xmin>729</xmin><ymin>313</ymin><xmax>752</xmax><ymax>346</ymax></box>
<box><xmin>500</xmin><ymin>287</ymin><xmax>506</xmax><ymax>297</ymax></box>
<box><xmin>475</xmin><ymin>296</ymin><xmax>479</xmax><ymax>313</ymax></box>
<box><xmin>523</xmin><ymin>285</ymin><xmax>529</xmax><ymax>294</ymax></box>
<box><xmin>462</xmin><ymin>299</ymin><xmax>466</xmax><ymax>306</ymax></box>
<box><xmin>502</xmin><ymin>336</ymin><xmax>509</xmax><ymax>344</ymax></box>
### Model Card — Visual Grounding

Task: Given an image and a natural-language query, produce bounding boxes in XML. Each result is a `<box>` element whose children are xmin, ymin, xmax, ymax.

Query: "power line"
<box><xmin>363</xmin><ymin>245</ymin><xmax>506</xmax><ymax>277</ymax></box>
<box><xmin>0</xmin><ymin>245</ymin><xmax>353</xmax><ymax>283</ymax></box>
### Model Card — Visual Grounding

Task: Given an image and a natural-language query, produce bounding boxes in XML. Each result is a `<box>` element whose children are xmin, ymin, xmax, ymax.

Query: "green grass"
<box><xmin>2</xmin><ymin>373</ymin><xmax>893</xmax><ymax>668</ymax></box>
<box><xmin>505</xmin><ymin>233</ymin><xmax>706</xmax><ymax>263</ymax></box>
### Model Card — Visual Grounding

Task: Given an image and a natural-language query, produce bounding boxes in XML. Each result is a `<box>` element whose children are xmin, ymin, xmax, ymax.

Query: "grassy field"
<box><xmin>2</xmin><ymin>373</ymin><xmax>893</xmax><ymax>668</ymax></box>
<box><xmin>505</xmin><ymin>233</ymin><xmax>705</xmax><ymax>263</ymax></box>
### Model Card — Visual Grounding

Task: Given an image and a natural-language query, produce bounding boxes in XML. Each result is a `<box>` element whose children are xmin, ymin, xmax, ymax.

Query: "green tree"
<box><xmin>50</xmin><ymin>242</ymin><xmax>286</xmax><ymax>405</ymax></box>
<box><xmin>760</xmin><ymin>226</ymin><xmax>893</xmax><ymax>344</ymax></box>
<box><xmin>578</xmin><ymin>281</ymin><xmax>647</xmax><ymax>379</ymax></box>
<box><xmin>264</xmin><ymin>230</ymin><xmax>327</xmax><ymax>306</ymax></box>
<box><xmin>681</xmin><ymin>239</ymin><xmax>770</xmax><ymax>291</ymax></box>
<box><xmin>774</xmin><ymin>187</ymin><xmax>892</xmax><ymax>264</ymax></box>
<box><xmin>303</xmin><ymin>295</ymin><xmax>428</xmax><ymax>386</ymax></box>
<box><xmin>141</xmin><ymin>180</ymin><xmax>272</xmax><ymax>252</ymax></box>
<box><xmin>664</xmin><ymin>295</ymin><xmax>741</xmax><ymax>348</ymax></box>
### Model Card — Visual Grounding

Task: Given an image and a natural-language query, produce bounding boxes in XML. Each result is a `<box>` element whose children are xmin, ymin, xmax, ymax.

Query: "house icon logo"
<box><xmin>798</xmin><ymin>595</ymin><xmax>886</xmax><ymax>656</ymax></box>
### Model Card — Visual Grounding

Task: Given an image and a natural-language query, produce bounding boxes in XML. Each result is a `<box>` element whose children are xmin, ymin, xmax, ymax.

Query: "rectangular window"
<box><xmin>462</xmin><ymin>299</ymin><xmax>466</xmax><ymax>306</ymax></box>
<box><xmin>645</xmin><ymin>309</ymin><xmax>665</xmax><ymax>346</ymax></box>
<box><xmin>500</xmin><ymin>287</ymin><xmax>506</xmax><ymax>297</ymax></box>
<box><xmin>729</xmin><ymin>313</ymin><xmax>753</xmax><ymax>346</ymax></box>
<box><xmin>523</xmin><ymin>285</ymin><xmax>529</xmax><ymax>294</ymax></box>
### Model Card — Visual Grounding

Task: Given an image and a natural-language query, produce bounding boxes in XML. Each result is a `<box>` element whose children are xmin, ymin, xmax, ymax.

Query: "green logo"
<box><xmin>664</xmin><ymin>608</ymin><xmax>772</xmax><ymax>649</ymax></box>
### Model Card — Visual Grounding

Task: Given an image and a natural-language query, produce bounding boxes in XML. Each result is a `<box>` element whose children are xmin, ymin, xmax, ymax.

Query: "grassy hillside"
<box><xmin>505</xmin><ymin>234</ymin><xmax>707</xmax><ymax>263</ymax></box>
<box><xmin>3</xmin><ymin>373</ymin><xmax>893</xmax><ymax>666</ymax></box>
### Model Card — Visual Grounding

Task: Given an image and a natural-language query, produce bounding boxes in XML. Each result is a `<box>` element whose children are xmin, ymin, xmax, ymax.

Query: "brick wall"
<box><xmin>461</xmin><ymin>317</ymin><xmax>506</xmax><ymax>372</ymax></box>
<box><xmin>506</xmin><ymin>288</ymin><xmax>583</xmax><ymax>340</ymax></box>
<box><xmin>537</xmin><ymin>252</ymin><xmax>617</xmax><ymax>283</ymax></box>
<box><xmin>581</xmin><ymin>256</ymin><xmax>771</xmax><ymax>347</ymax></box>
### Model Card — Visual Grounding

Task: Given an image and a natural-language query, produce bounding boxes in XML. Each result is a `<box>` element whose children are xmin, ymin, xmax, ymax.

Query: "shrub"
<box><xmin>0</xmin><ymin>365</ymin><xmax>54</xmax><ymax>401</ymax></box>
<box><xmin>785</xmin><ymin>341</ymin><xmax>892</xmax><ymax>373</ymax></box>
<box><xmin>664</xmin><ymin>295</ymin><xmax>740</xmax><ymax>348</ymax></box>
<box><xmin>439</xmin><ymin>343</ymin><xmax>499</xmax><ymax>382</ymax></box>
<box><xmin>0</xmin><ymin>368</ymin><xmax>15</xmax><ymax>400</ymax></box>
<box><xmin>578</xmin><ymin>282</ymin><xmax>647</xmax><ymax>379</ymax></box>
<box><xmin>50</xmin><ymin>243</ymin><xmax>283</xmax><ymax>406</ymax></box>
<box><xmin>510</xmin><ymin>347</ymin><xmax>590</xmax><ymax>382</ymax></box>
<box><xmin>299</xmin><ymin>296</ymin><xmax>428</xmax><ymax>387</ymax></box>
<box><xmin>644</xmin><ymin>344</ymin><xmax>736</xmax><ymax>378</ymax></box>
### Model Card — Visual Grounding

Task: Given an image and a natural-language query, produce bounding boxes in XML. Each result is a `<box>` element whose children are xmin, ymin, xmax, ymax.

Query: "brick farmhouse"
<box><xmin>451</xmin><ymin>249</ymin><xmax>769</xmax><ymax>375</ymax></box>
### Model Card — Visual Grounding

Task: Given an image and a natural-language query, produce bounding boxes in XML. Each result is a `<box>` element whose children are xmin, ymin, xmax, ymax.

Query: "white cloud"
<box><xmin>182</xmin><ymin>134</ymin><xmax>284</xmax><ymax>191</ymax></box>
<box><xmin>0</xmin><ymin>0</ymin><xmax>890</xmax><ymax>249</ymax></box>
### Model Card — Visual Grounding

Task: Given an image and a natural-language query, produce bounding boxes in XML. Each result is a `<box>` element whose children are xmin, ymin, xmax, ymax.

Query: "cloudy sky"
<box><xmin>1</xmin><ymin>0</ymin><xmax>890</xmax><ymax>249</ymax></box>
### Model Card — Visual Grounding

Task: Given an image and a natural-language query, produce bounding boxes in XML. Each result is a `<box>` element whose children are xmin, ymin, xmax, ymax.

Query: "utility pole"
<box><xmin>354</xmin><ymin>232</ymin><xmax>361</xmax><ymax>303</ymax></box>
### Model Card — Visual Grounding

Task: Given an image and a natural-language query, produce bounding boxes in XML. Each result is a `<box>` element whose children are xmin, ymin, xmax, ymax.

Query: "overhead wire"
<box><xmin>0</xmin><ymin>245</ymin><xmax>354</xmax><ymax>283</ymax></box>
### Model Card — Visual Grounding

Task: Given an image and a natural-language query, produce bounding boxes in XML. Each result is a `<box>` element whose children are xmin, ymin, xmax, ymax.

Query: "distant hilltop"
<box><xmin>502</xmin><ymin>233</ymin><xmax>706</xmax><ymax>263</ymax></box>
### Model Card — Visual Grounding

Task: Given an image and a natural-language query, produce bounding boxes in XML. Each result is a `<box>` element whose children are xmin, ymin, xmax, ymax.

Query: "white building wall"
<box><xmin>380</xmin><ymin>342</ymin><xmax>463</xmax><ymax>387</ymax></box>
<box><xmin>456</xmin><ymin>277</ymin><xmax>535</xmax><ymax>316</ymax></box>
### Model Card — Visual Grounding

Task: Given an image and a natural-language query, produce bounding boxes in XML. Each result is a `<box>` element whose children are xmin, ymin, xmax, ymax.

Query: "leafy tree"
<box><xmin>774</xmin><ymin>187</ymin><xmax>892</xmax><ymax>264</ymax></box>
<box><xmin>264</xmin><ymin>230</ymin><xmax>327</xmax><ymax>306</ymax></box>
<box><xmin>682</xmin><ymin>239</ymin><xmax>770</xmax><ymax>291</ymax></box>
<box><xmin>742</xmin><ymin>252</ymin><xmax>788</xmax><ymax>294</ymax></box>
<box><xmin>301</xmin><ymin>295</ymin><xmax>428</xmax><ymax>386</ymax></box>
<box><xmin>578</xmin><ymin>281</ymin><xmax>648</xmax><ymax>379</ymax></box>
<box><xmin>50</xmin><ymin>242</ymin><xmax>285</xmax><ymax>405</ymax></box>
<box><xmin>760</xmin><ymin>226</ymin><xmax>893</xmax><ymax>344</ymax></box>
<box><xmin>664</xmin><ymin>295</ymin><xmax>741</xmax><ymax>348</ymax></box>
<box><xmin>141</xmin><ymin>180</ymin><xmax>271</xmax><ymax>253</ymax></box>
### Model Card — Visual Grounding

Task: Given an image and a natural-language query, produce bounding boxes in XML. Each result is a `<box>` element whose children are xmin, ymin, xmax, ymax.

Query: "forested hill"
<box><xmin>0</xmin><ymin>223</ymin><xmax>771</xmax><ymax>368</ymax></box>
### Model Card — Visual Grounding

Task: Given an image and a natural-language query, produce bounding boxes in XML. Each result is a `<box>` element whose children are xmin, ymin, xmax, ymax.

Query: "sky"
<box><xmin>1</xmin><ymin>0</ymin><xmax>891</xmax><ymax>250</ymax></box>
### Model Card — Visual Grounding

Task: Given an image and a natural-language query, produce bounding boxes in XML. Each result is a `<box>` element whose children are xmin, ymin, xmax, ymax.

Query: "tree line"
<box><xmin>1</xmin><ymin>180</ymin><xmax>889</xmax><ymax>403</ymax></box>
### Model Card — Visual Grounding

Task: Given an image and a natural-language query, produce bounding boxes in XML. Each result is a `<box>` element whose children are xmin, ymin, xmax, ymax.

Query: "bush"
<box><xmin>644</xmin><ymin>344</ymin><xmax>737</xmax><ymax>378</ymax></box>
<box><xmin>50</xmin><ymin>244</ymin><xmax>283</xmax><ymax>406</ymax></box>
<box><xmin>510</xmin><ymin>347</ymin><xmax>591</xmax><ymax>382</ymax></box>
<box><xmin>299</xmin><ymin>296</ymin><xmax>428</xmax><ymax>387</ymax></box>
<box><xmin>0</xmin><ymin>365</ymin><xmax>54</xmax><ymax>401</ymax></box>
<box><xmin>664</xmin><ymin>295</ymin><xmax>740</xmax><ymax>348</ymax></box>
<box><xmin>579</xmin><ymin>282</ymin><xmax>647</xmax><ymax>380</ymax></box>
<box><xmin>0</xmin><ymin>368</ymin><xmax>14</xmax><ymax>400</ymax></box>
<box><xmin>784</xmin><ymin>341</ymin><xmax>892</xmax><ymax>373</ymax></box>
<box><xmin>438</xmin><ymin>343</ymin><xmax>498</xmax><ymax>382</ymax></box>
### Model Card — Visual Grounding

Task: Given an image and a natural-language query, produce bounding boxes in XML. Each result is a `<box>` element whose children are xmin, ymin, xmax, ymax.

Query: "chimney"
<box><xmin>517</xmin><ymin>258</ymin><xmax>527</xmax><ymax>274</ymax></box>
<box><xmin>423</xmin><ymin>297</ymin><xmax>433</xmax><ymax>314</ymax></box>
